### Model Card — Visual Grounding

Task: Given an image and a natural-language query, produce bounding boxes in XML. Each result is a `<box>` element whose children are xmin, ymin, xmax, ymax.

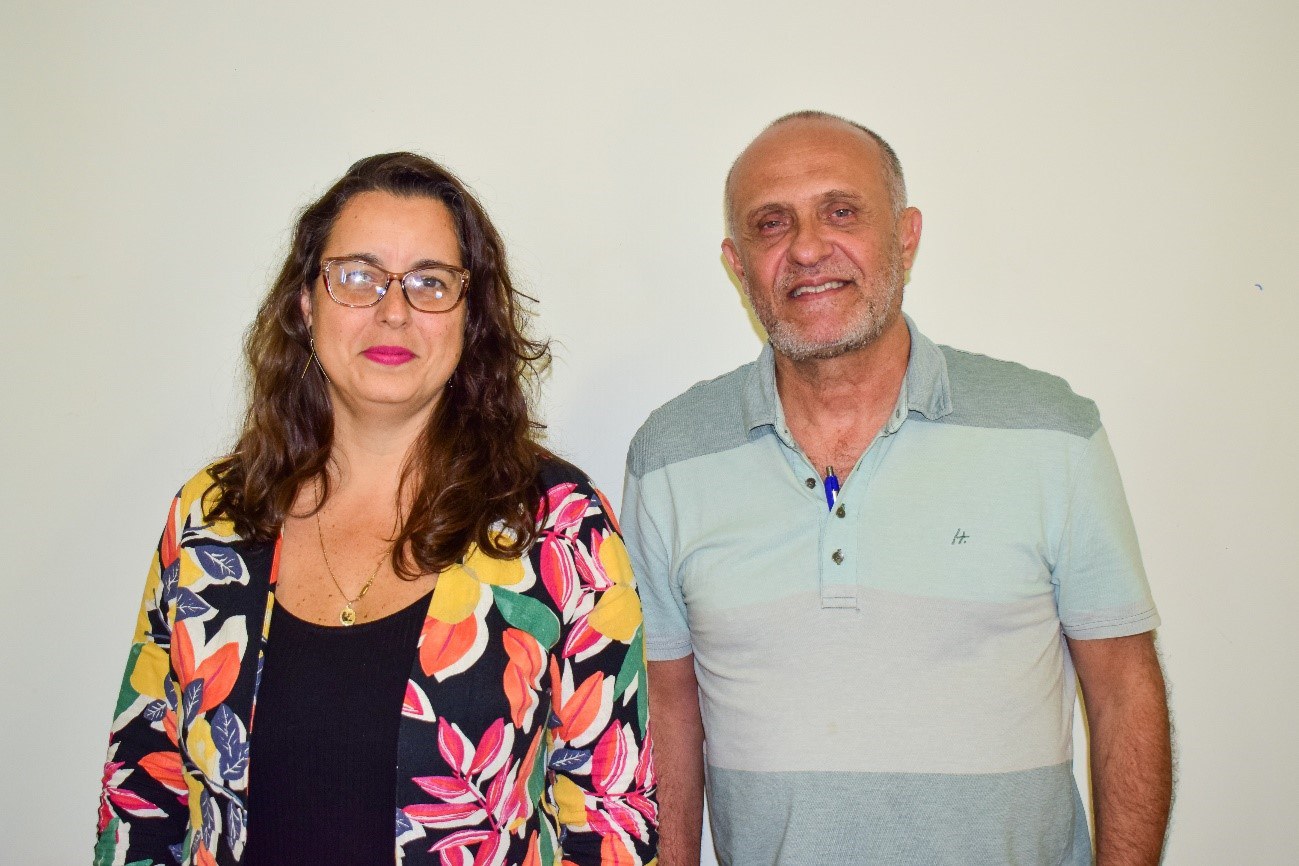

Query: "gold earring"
<box><xmin>301</xmin><ymin>336</ymin><xmax>332</xmax><ymax>384</ymax></box>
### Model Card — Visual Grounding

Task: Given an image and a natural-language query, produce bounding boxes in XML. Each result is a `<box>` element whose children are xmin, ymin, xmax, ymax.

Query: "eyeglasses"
<box><xmin>320</xmin><ymin>257</ymin><xmax>469</xmax><ymax>313</ymax></box>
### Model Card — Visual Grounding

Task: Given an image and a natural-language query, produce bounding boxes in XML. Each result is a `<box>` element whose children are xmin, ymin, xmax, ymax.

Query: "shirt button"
<box><xmin>805</xmin><ymin>478</ymin><xmax>817</xmax><ymax>489</ymax></box>
<box><xmin>835</xmin><ymin>504</ymin><xmax>846</xmax><ymax>518</ymax></box>
<box><xmin>831</xmin><ymin>549</ymin><xmax>844</xmax><ymax>565</ymax></box>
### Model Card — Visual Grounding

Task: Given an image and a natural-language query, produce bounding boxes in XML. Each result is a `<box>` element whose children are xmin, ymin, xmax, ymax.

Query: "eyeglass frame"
<box><xmin>319</xmin><ymin>256</ymin><xmax>471</xmax><ymax>313</ymax></box>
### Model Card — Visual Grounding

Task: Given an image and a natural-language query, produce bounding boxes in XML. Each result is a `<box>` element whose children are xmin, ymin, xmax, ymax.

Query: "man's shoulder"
<box><xmin>937</xmin><ymin>344</ymin><xmax>1101</xmax><ymax>439</ymax></box>
<box><xmin>627</xmin><ymin>361</ymin><xmax>756</xmax><ymax>479</ymax></box>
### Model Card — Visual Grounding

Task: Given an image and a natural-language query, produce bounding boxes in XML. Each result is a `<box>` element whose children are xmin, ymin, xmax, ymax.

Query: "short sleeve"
<box><xmin>620</xmin><ymin>467</ymin><xmax>693</xmax><ymax>660</ymax></box>
<box><xmin>1054</xmin><ymin>426</ymin><xmax>1160</xmax><ymax>639</ymax></box>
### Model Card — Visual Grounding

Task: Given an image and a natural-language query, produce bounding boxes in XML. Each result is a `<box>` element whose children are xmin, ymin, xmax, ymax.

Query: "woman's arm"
<box><xmin>543</xmin><ymin>481</ymin><xmax>658</xmax><ymax>866</ymax></box>
<box><xmin>95</xmin><ymin>492</ymin><xmax>191</xmax><ymax>865</ymax></box>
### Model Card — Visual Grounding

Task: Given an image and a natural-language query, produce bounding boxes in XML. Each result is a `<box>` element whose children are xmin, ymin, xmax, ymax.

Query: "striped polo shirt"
<box><xmin>621</xmin><ymin>317</ymin><xmax>1158</xmax><ymax>865</ymax></box>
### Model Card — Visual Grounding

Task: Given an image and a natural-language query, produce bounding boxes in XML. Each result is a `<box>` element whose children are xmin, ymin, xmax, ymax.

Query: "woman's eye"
<box><xmin>344</xmin><ymin>269</ymin><xmax>378</xmax><ymax>286</ymax></box>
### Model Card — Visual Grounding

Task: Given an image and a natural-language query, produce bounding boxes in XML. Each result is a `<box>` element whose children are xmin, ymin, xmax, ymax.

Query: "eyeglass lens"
<box><xmin>324</xmin><ymin>261</ymin><xmax>462</xmax><ymax>312</ymax></box>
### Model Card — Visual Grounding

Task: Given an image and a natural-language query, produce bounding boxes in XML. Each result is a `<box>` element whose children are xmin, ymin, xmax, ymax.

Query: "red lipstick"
<box><xmin>363</xmin><ymin>346</ymin><xmax>415</xmax><ymax>366</ymax></box>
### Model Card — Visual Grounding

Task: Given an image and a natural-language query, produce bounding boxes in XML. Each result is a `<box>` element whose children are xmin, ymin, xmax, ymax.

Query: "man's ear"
<box><xmin>721</xmin><ymin>237</ymin><xmax>745</xmax><ymax>283</ymax></box>
<box><xmin>898</xmin><ymin>206</ymin><xmax>923</xmax><ymax>272</ymax></box>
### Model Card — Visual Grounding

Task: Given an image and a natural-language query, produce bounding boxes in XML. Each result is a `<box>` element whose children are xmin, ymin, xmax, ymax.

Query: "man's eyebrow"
<box><xmin>743</xmin><ymin>202</ymin><xmax>789</xmax><ymax>222</ymax></box>
<box><xmin>820</xmin><ymin>189</ymin><xmax>867</xmax><ymax>203</ymax></box>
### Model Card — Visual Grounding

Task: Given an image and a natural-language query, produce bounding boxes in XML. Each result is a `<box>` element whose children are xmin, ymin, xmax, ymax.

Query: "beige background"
<box><xmin>3</xmin><ymin>1</ymin><xmax>1296</xmax><ymax>862</ymax></box>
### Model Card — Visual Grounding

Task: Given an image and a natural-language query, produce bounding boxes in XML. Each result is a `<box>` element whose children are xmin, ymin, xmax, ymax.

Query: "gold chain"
<box><xmin>315</xmin><ymin>508</ymin><xmax>389</xmax><ymax>626</ymax></box>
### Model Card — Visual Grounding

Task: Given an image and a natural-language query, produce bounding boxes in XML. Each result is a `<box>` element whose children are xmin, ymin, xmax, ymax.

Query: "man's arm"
<box><xmin>648</xmin><ymin>656</ymin><xmax>706</xmax><ymax>866</ymax></box>
<box><xmin>1069</xmin><ymin>632</ymin><xmax>1172</xmax><ymax>865</ymax></box>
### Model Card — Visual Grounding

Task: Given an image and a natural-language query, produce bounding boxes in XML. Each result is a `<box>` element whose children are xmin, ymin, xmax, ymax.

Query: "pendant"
<box><xmin>339</xmin><ymin>604</ymin><xmax>357</xmax><ymax>626</ymax></box>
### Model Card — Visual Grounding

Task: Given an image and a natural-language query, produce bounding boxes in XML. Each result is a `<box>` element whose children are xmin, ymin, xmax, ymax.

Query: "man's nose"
<box><xmin>788</xmin><ymin>220</ymin><xmax>832</xmax><ymax>266</ymax></box>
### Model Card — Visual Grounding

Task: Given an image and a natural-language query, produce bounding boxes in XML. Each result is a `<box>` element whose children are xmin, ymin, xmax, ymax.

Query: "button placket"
<box><xmin>820</xmin><ymin>485</ymin><xmax>858</xmax><ymax>610</ymax></box>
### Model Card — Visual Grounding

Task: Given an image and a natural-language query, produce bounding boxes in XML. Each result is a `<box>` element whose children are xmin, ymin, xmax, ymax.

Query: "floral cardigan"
<box><xmin>96</xmin><ymin>460</ymin><xmax>658</xmax><ymax>865</ymax></box>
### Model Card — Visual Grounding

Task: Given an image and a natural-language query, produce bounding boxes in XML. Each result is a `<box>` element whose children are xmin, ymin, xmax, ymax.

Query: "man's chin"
<box><xmin>769</xmin><ymin>329</ymin><xmax>875</xmax><ymax>362</ymax></box>
<box><xmin>763</xmin><ymin>323</ymin><xmax>888</xmax><ymax>363</ymax></box>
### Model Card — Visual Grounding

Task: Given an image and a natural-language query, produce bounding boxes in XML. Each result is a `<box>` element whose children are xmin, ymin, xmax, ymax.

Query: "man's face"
<box><xmin>722</xmin><ymin>119</ymin><xmax>922</xmax><ymax>362</ymax></box>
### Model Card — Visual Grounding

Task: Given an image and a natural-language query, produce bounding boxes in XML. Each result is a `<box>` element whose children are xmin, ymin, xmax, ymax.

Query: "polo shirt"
<box><xmin>621</xmin><ymin>317</ymin><xmax>1159</xmax><ymax>865</ymax></box>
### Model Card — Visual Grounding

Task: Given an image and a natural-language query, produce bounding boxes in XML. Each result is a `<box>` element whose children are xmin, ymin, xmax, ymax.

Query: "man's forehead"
<box><xmin>731</xmin><ymin>122</ymin><xmax>887</xmax><ymax>204</ymax></box>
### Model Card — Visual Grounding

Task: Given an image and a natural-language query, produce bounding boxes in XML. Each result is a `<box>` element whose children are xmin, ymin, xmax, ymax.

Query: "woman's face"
<box><xmin>301</xmin><ymin>190</ymin><xmax>468</xmax><ymax>425</ymax></box>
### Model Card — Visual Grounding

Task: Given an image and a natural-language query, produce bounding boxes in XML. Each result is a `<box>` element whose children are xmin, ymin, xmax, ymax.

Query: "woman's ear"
<box><xmin>299</xmin><ymin>285</ymin><xmax>313</xmax><ymax>332</ymax></box>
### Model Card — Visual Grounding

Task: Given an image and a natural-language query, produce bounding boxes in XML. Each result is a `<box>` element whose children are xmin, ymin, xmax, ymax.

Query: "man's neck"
<box><xmin>775</xmin><ymin>315</ymin><xmax>911</xmax><ymax>478</ymax></box>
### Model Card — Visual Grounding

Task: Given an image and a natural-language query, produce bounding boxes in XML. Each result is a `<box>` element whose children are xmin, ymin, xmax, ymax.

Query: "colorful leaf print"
<box><xmin>502</xmin><ymin>628</ymin><xmax>545</xmax><ymax>731</ymax></box>
<box><xmin>174</xmin><ymin>588</ymin><xmax>213</xmax><ymax>621</ymax></box>
<box><xmin>599</xmin><ymin>833</ymin><xmax>637</xmax><ymax>866</ymax></box>
<box><xmin>462</xmin><ymin>546</ymin><xmax>527</xmax><ymax>587</ymax></box>
<box><xmin>138</xmin><ymin>751</ymin><xmax>187</xmax><ymax>797</ymax></box>
<box><xmin>102</xmin><ymin>765</ymin><xmax>166</xmax><ymax>820</ymax></box>
<box><xmin>633</xmin><ymin>737</ymin><xmax>654</xmax><ymax>793</ymax></box>
<box><xmin>421</xmin><ymin>578</ymin><xmax>492</xmax><ymax>680</ymax></box>
<box><xmin>539</xmin><ymin>535</ymin><xmax>578</xmax><ymax>614</ymax></box>
<box><xmin>127</xmin><ymin>642</ymin><xmax>170</xmax><ymax>703</ymax></box>
<box><xmin>420</xmin><ymin>616</ymin><xmax>481</xmax><ymax>680</ymax></box>
<box><xmin>613</xmin><ymin>631</ymin><xmax>644</xmax><ymax>711</ymax></box>
<box><xmin>553</xmin><ymin>667</ymin><xmax>614</xmax><ymax>748</ymax></box>
<box><xmin>548</xmin><ymin>748</ymin><xmax>591</xmax><ymax>774</ymax></box>
<box><xmin>468</xmin><ymin>718</ymin><xmax>512</xmax><ymax>778</ymax></box>
<box><xmin>561</xmin><ymin>611</ymin><xmax>606</xmax><ymax>662</ymax></box>
<box><xmin>492</xmin><ymin>585</ymin><xmax>560</xmax><ymax>650</ymax></box>
<box><xmin>98</xmin><ymin>462</ymin><xmax>656</xmax><ymax>865</ymax></box>
<box><xmin>405</xmin><ymin>802</ymin><xmax>489</xmax><ymax>830</ymax></box>
<box><xmin>521</xmin><ymin>832</ymin><xmax>542</xmax><ymax>866</ymax></box>
<box><xmin>403</xmin><ymin>680</ymin><xmax>438</xmax><ymax>723</ymax></box>
<box><xmin>211</xmin><ymin>704</ymin><xmax>249</xmax><ymax>782</ymax></box>
<box><xmin>551</xmin><ymin>775</ymin><xmax>588</xmax><ymax>828</ymax></box>
<box><xmin>587</xmin><ymin>585</ymin><xmax>641</xmax><ymax>644</ymax></box>
<box><xmin>591</xmin><ymin>724</ymin><xmax>636</xmax><ymax>796</ymax></box>
<box><xmin>438</xmin><ymin>719</ymin><xmax>475</xmax><ymax>774</ymax></box>
<box><xmin>160</xmin><ymin>500</ymin><xmax>179</xmax><ymax>568</ymax></box>
<box><xmin>539</xmin><ymin>483</ymin><xmax>583</xmax><ymax>532</ymax></box>
<box><xmin>189</xmin><ymin>544</ymin><xmax>248</xmax><ymax>587</ymax></box>
<box><xmin>413</xmin><ymin>775</ymin><xmax>477</xmax><ymax>803</ymax></box>
<box><xmin>603</xmin><ymin>799</ymin><xmax>649</xmax><ymax>842</ymax></box>
<box><xmin>195</xmin><ymin>839</ymin><xmax>218</xmax><ymax>866</ymax></box>
<box><xmin>194</xmin><ymin>643</ymin><xmax>240</xmax><ymax>712</ymax></box>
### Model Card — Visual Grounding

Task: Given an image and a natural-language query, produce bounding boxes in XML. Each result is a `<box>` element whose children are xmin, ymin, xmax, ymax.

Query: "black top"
<box><xmin>243</xmin><ymin>590</ymin><xmax>432</xmax><ymax>865</ymax></box>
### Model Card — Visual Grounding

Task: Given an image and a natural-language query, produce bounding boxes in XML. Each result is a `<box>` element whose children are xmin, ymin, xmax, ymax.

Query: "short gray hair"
<box><xmin>724</xmin><ymin>110</ymin><xmax>907</xmax><ymax>236</ymax></box>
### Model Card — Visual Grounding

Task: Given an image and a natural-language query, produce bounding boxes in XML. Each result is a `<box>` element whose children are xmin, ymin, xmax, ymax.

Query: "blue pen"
<box><xmin>824</xmin><ymin>466</ymin><xmax>840</xmax><ymax>509</ymax></box>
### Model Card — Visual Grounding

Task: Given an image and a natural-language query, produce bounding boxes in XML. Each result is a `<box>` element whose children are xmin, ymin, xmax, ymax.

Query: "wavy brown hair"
<box><xmin>209</xmin><ymin>152</ymin><xmax>551</xmax><ymax>576</ymax></box>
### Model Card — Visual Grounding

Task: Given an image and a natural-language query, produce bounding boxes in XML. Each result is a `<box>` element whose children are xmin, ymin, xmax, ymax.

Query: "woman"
<box><xmin>96</xmin><ymin>153</ymin><xmax>657</xmax><ymax>866</ymax></box>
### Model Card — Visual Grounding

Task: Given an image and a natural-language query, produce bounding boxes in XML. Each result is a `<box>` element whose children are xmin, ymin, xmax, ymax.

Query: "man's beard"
<box><xmin>752</xmin><ymin>251</ymin><xmax>904</xmax><ymax>362</ymax></box>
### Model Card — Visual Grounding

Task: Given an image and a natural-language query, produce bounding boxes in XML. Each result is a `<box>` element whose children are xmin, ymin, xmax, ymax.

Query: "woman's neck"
<box><xmin>323</xmin><ymin>402</ymin><xmax>430</xmax><ymax>505</ymax></box>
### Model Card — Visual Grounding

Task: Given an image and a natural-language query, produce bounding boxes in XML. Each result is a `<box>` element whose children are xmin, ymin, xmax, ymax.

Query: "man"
<box><xmin>621</xmin><ymin>111</ymin><xmax>1172</xmax><ymax>865</ymax></box>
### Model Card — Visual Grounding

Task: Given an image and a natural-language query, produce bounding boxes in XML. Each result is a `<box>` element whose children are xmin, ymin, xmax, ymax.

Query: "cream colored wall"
<box><xmin>3</xmin><ymin>2</ymin><xmax>1296</xmax><ymax>862</ymax></box>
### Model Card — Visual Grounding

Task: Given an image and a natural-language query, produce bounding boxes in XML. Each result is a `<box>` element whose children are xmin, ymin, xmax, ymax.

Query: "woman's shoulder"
<box><xmin>533</xmin><ymin>454</ymin><xmax>622</xmax><ymax>533</ymax></box>
<box><xmin>165</xmin><ymin>461</ymin><xmax>220</xmax><ymax>508</ymax></box>
<box><xmin>163</xmin><ymin>461</ymin><xmax>238</xmax><ymax>538</ymax></box>
<box><xmin>535</xmin><ymin>453</ymin><xmax>595</xmax><ymax>492</ymax></box>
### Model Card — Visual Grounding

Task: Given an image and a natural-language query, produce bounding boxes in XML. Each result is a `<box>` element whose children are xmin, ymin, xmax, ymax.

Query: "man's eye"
<box><xmin>831</xmin><ymin>207</ymin><xmax>855</xmax><ymax>219</ymax></box>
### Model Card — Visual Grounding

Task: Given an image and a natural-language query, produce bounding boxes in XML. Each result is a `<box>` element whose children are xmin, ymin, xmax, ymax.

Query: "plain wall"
<box><xmin>3</xmin><ymin>2</ymin><xmax>1296</xmax><ymax>862</ymax></box>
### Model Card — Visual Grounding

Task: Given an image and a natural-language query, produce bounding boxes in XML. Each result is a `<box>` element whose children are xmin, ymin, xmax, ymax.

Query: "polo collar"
<box><xmin>741</xmin><ymin>314</ymin><xmax>954</xmax><ymax>438</ymax></box>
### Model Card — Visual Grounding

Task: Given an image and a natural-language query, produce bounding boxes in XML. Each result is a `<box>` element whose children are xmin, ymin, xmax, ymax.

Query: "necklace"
<box><xmin>315</xmin><ymin>509</ymin><xmax>388</xmax><ymax>626</ymax></box>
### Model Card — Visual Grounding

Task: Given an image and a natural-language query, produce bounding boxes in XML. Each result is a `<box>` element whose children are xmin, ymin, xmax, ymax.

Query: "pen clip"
<box><xmin>824</xmin><ymin>465</ymin><xmax>840</xmax><ymax>509</ymax></box>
